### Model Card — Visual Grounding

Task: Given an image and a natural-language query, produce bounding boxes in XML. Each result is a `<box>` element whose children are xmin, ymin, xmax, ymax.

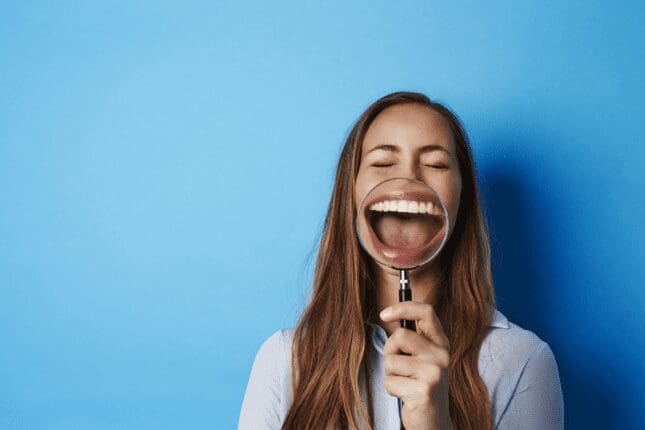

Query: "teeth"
<box><xmin>369</xmin><ymin>199</ymin><xmax>442</xmax><ymax>215</ymax></box>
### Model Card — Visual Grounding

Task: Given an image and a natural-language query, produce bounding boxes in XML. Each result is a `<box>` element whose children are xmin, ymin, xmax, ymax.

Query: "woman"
<box><xmin>239</xmin><ymin>91</ymin><xmax>564</xmax><ymax>429</ymax></box>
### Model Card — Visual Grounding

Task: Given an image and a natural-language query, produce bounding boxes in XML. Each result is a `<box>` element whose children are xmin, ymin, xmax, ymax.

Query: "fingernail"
<box><xmin>380</xmin><ymin>308</ymin><xmax>392</xmax><ymax>319</ymax></box>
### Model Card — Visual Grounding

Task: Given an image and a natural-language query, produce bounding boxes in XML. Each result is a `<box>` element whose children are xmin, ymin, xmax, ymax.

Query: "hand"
<box><xmin>379</xmin><ymin>301</ymin><xmax>453</xmax><ymax>430</ymax></box>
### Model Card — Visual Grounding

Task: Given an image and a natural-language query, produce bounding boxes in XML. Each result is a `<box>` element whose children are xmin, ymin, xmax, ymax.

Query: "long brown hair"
<box><xmin>283</xmin><ymin>91</ymin><xmax>496</xmax><ymax>429</ymax></box>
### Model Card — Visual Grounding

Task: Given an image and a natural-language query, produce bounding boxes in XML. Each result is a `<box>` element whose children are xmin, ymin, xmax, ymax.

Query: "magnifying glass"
<box><xmin>356</xmin><ymin>177</ymin><xmax>450</xmax><ymax>428</ymax></box>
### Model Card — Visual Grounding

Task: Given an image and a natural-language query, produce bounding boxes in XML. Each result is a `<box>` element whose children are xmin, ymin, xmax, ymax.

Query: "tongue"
<box><xmin>375</xmin><ymin>213</ymin><xmax>430</xmax><ymax>249</ymax></box>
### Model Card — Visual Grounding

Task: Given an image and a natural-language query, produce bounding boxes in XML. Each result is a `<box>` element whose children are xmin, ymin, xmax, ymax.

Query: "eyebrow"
<box><xmin>366</xmin><ymin>144</ymin><xmax>450</xmax><ymax>155</ymax></box>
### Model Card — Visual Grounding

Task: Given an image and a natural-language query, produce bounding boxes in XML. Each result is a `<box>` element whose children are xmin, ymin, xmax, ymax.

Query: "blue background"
<box><xmin>1</xmin><ymin>1</ymin><xmax>644</xmax><ymax>428</ymax></box>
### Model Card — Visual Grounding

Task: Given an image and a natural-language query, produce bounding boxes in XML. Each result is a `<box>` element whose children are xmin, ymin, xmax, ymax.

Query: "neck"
<box><xmin>374</xmin><ymin>260</ymin><xmax>443</xmax><ymax>336</ymax></box>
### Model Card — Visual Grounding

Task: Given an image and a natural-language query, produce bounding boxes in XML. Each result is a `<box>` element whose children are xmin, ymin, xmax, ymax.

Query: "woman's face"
<box><xmin>354</xmin><ymin>103</ymin><xmax>463</xmax><ymax>241</ymax></box>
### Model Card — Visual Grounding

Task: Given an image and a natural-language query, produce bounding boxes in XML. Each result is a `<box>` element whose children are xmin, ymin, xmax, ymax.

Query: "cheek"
<box><xmin>354</xmin><ymin>171</ymin><xmax>371</xmax><ymax>208</ymax></box>
<box><xmin>354</xmin><ymin>178</ymin><xmax>365</xmax><ymax>210</ymax></box>
<box><xmin>437</xmin><ymin>174</ymin><xmax>462</xmax><ymax>229</ymax></box>
<box><xmin>447</xmin><ymin>175</ymin><xmax>462</xmax><ymax>231</ymax></box>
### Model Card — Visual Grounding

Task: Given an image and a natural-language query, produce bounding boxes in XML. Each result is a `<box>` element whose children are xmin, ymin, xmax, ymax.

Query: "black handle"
<box><xmin>398</xmin><ymin>269</ymin><xmax>416</xmax><ymax>331</ymax></box>
<box><xmin>398</xmin><ymin>287</ymin><xmax>416</xmax><ymax>331</ymax></box>
<box><xmin>397</xmin><ymin>269</ymin><xmax>414</xmax><ymax>430</ymax></box>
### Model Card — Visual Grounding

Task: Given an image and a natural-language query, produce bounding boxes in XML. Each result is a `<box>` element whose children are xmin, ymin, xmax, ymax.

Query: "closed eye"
<box><xmin>371</xmin><ymin>163</ymin><xmax>448</xmax><ymax>168</ymax></box>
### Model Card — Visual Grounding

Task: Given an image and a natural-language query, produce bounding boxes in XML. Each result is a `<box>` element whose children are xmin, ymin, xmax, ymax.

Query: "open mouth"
<box><xmin>365</xmin><ymin>196</ymin><xmax>445</xmax><ymax>268</ymax></box>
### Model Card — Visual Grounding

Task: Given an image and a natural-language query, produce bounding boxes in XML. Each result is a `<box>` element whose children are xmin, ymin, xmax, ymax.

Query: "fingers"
<box><xmin>383</xmin><ymin>375</ymin><xmax>418</xmax><ymax>400</ymax></box>
<box><xmin>383</xmin><ymin>327</ymin><xmax>450</xmax><ymax>366</ymax></box>
<box><xmin>384</xmin><ymin>352</ymin><xmax>419</xmax><ymax>378</ymax></box>
<box><xmin>383</xmin><ymin>375</ymin><xmax>436</xmax><ymax>403</ymax></box>
<box><xmin>380</xmin><ymin>301</ymin><xmax>450</xmax><ymax>351</ymax></box>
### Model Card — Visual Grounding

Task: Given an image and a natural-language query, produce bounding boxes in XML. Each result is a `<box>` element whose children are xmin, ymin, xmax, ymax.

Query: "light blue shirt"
<box><xmin>239</xmin><ymin>308</ymin><xmax>564</xmax><ymax>429</ymax></box>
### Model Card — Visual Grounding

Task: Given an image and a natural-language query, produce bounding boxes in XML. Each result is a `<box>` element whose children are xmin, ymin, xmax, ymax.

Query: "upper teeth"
<box><xmin>369</xmin><ymin>200</ymin><xmax>442</xmax><ymax>215</ymax></box>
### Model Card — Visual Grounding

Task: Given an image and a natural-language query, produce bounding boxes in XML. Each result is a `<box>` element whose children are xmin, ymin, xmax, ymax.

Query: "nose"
<box><xmin>393</xmin><ymin>156</ymin><xmax>424</xmax><ymax>183</ymax></box>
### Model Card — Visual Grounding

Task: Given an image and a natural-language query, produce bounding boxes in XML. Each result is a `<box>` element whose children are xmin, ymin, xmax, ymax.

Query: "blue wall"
<box><xmin>1</xmin><ymin>1</ymin><xmax>643</xmax><ymax>428</ymax></box>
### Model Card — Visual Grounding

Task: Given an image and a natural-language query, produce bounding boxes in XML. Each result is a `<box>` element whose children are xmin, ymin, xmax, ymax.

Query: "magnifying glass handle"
<box><xmin>398</xmin><ymin>269</ymin><xmax>414</xmax><ymax>430</ymax></box>
<box><xmin>398</xmin><ymin>269</ymin><xmax>416</xmax><ymax>331</ymax></box>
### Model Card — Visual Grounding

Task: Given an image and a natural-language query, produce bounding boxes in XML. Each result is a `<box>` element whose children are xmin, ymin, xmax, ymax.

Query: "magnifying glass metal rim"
<box><xmin>355</xmin><ymin>176</ymin><xmax>451</xmax><ymax>270</ymax></box>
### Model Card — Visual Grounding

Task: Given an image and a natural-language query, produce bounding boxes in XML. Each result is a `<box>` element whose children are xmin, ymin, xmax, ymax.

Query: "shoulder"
<box><xmin>480</xmin><ymin>309</ymin><xmax>564</xmax><ymax>428</ymax></box>
<box><xmin>480</xmin><ymin>308</ymin><xmax>556</xmax><ymax>379</ymax></box>
<box><xmin>249</xmin><ymin>328</ymin><xmax>295</xmax><ymax>390</ymax></box>
<box><xmin>482</xmin><ymin>308</ymin><xmax>549</xmax><ymax>365</ymax></box>
<box><xmin>257</xmin><ymin>328</ymin><xmax>295</xmax><ymax>361</ymax></box>
<box><xmin>238</xmin><ymin>328</ymin><xmax>296</xmax><ymax>430</ymax></box>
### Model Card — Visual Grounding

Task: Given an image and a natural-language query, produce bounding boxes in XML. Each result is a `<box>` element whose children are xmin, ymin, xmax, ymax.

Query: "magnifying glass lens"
<box><xmin>356</xmin><ymin>177</ymin><xmax>449</xmax><ymax>270</ymax></box>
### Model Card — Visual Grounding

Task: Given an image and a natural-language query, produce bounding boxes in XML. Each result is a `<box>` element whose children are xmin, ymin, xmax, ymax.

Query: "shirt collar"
<box><xmin>368</xmin><ymin>307</ymin><xmax>509</xmax><ymax>354</ymax></box>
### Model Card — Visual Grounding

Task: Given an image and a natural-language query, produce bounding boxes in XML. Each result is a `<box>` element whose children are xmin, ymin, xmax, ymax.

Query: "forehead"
<box><xmin>362</xmin><ymin>103</ymin><xmax>455</xmax><ymax>155</ymax></box>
